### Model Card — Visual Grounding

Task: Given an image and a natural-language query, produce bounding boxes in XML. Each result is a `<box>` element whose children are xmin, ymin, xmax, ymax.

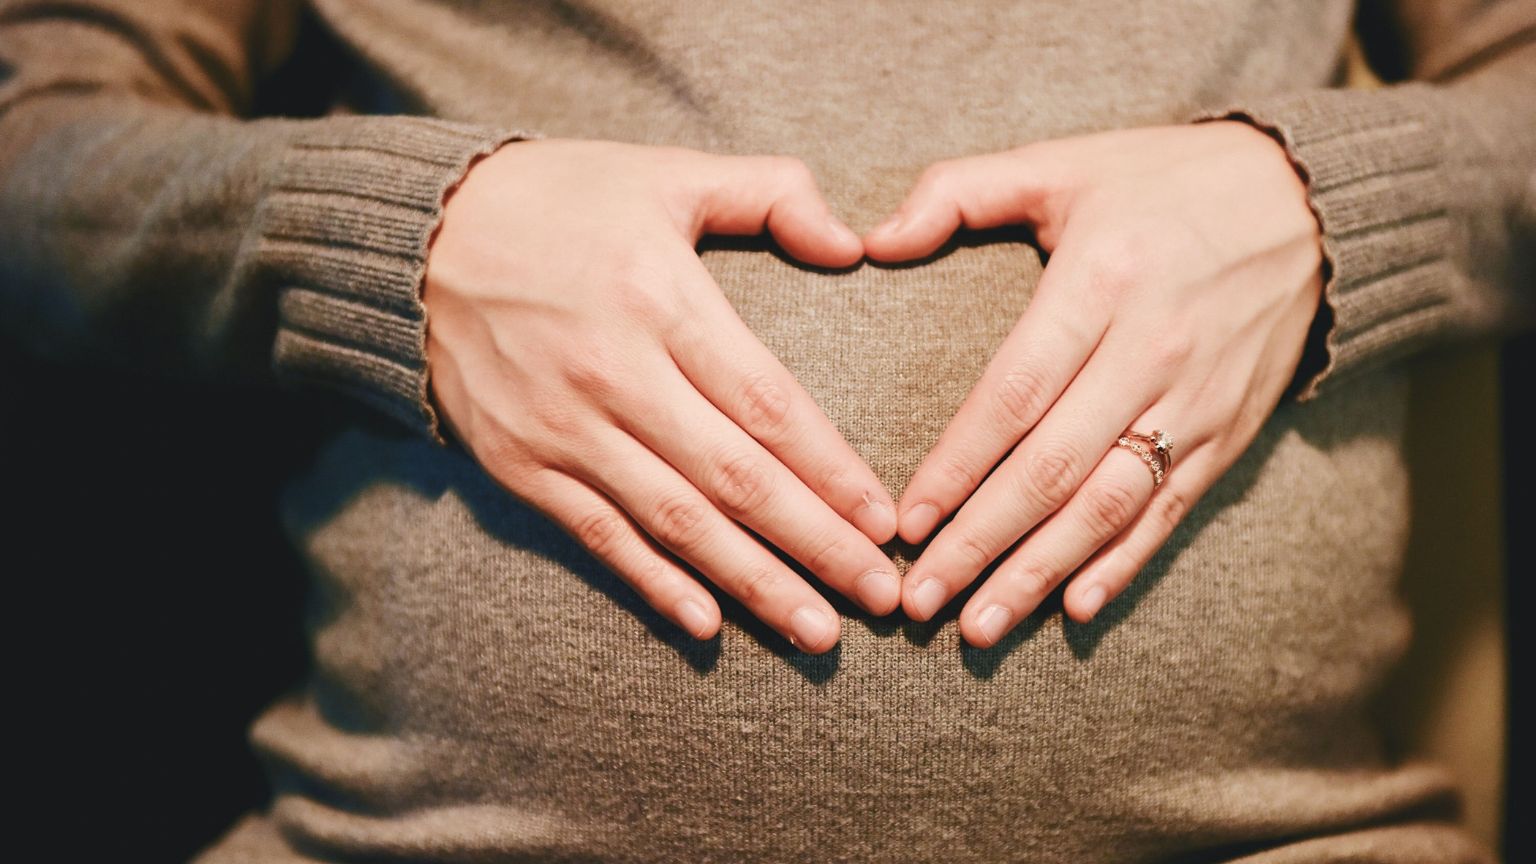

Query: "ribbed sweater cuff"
<box><xmin>1190</xmin><ymin>85</ymin><xmax>1455</xmax><ymax>402</ymax></box>
<box><xmin>258</xmin><ymin>116</ymin><xmax>534</xmax><ymax>445</ymax></box>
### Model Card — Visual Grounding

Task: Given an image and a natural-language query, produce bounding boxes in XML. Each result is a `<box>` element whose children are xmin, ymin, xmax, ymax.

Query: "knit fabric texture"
<box><xmin>1</xmin><ymin>1</ymin><xmax>1532</xmax><ymax>862</ymax></box>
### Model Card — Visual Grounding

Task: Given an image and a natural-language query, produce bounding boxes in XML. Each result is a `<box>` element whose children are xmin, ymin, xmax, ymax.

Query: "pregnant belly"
<box><xmin>243</xmin><ymin>242</ymin><xmax>1477</xmax><ymax>863</ymax></box>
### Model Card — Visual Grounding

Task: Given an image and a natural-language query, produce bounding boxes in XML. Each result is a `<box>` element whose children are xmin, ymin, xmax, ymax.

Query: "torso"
<box><xmin>206</xmin><ymin>3</ymin><xmax>1488</xmax><ymax>861</ymax></box>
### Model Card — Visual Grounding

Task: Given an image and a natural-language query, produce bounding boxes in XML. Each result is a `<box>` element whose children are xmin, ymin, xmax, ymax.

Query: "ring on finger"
<box><xmin>1114</xmin><ymin>428</ymin><xmax>1174</xmax><ymax>487</ymax></box>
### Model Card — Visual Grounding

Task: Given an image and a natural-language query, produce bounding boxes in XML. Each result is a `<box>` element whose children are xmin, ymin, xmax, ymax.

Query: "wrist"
<box><xmin>1207</xmin><ymin>117</ymin><xmax>1330</xmax><ymax>400</ymax></box>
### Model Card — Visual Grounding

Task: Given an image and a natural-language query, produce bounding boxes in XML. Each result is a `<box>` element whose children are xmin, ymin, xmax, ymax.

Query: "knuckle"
<box><xmin>952</xmin><ymin>532</ymin><xmax>998</xmax><ymax>572</ymax></box>
<box><xmin>734</xmin><ymin>563</ymin><xmax>785</xmax><ymax>608</ymax></box>
<box><xmin>482</xmin><ymin>429</ymin><xmax>567</xmax><ymax>490</ymax></box>
<box><xmin>806</xmin><ymin>530</ymin><xmax>852</xmax><ymax>578</ymax></box>
<box><xmin>991</xmin><ymin>359</ymin><xmax>1052</xmax><ymax>428</ymax></box>
<box><xmin>771</xmin><ymin>155</ymin><xmax>815</xmax><ymax>186</ymax></box>
<box><xmin>1150</xmin><ymin>486</ymin><xmax>1192</xmax><ymax>533</ymax></box>
<box><xmin>1082</xmin><ymin>480</ymin><xmax>1142</xmax><ymax>536</ymax></box>
<box><xmin>1147</xmin><ymin>328</ymin><xmax>1195</xmax><ymax>372</ymax></box>
<box><xmin>710</xmin><ymin>449</ymin><xmax>774</xmax><ymax>515</ymax></box>
<box><xmin>1021</xmin><ymin>445</ymin><xmax>1081</xmax><ymax>504</ymax></box>
<box><xmin>814</xmin><ymin>460</ymin><xmax>851</xmax><ymax>498</ymax></box>
<box><xmin>572</xmin><ymin>507</ymin><xmax>628</xmax><ymax>559</ymax></box>
<box><xmin>530</xmin><ymin>400</ymin><xmax>590</xmax><ymax>444</ymax></box>
<box><xmin>611</xmin><ymin>264</ymin><xmax>679</xmax><ymax>326</ymax></box>
<box><xmin>736</xmin><ymin>370</ymin><xmax>793</xmax><ymax>437</ymax></box>
<box><xmin>1010</xmin><ymin>561</ymin><xmax>1058</xmax><ymax>599</ymax></box>
<box><xmin>560</xmin><ymin>343</ymin><xmax>626</xmax><ymax>399</ymax></box>
<box><xmin>1103</xmin><ymin>220</ymin><xmax>1170</xmax><ymax>263</ymax></box>
<box><xmin>1113</xmin><ymin>227</ymin><xmax>1163</xmax><ymax>263</ymax></box>
<box><xmin>626</xmin><ymin>555</ymin><xmax>672</xmax><ymax>598</ymax></box>
<box><xmin>1085</xmin><ymin>247</ymin><xmax>1139</xmax><ymax>297</ymax></box>
<box><xmin>476</xmin><ymin>422</ymin><xmax>532</xmax><ymax>474</ymax></box>
<box><xmin>486</xmin><ymin>458</ymin><xmax>550</xmax><ymax>509</ymax></box>
<box><xmin>935</xmin><ymin>450</ymin><xmax>980</xmax><ymax>493</ymax></box>
<box><xmin>918</xmin><ymin>159</ymin><xmax>958</xmax><ymax>191</ymax></box>
<box><xmin>649</xmin><ymin>492</ymin><xmax>709</xmax><ymax>550</ymax></box>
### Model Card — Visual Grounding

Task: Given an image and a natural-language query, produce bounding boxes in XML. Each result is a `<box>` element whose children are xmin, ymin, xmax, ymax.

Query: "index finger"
<box><xmin>664</xmin><ymin>253</ymin><xmax>899</xmax><ymax>545</ymax></box>
<box><xmin>895</xmin><ymin>232</ymin><xmax>1111</xmax><ymax>543</ymax></box>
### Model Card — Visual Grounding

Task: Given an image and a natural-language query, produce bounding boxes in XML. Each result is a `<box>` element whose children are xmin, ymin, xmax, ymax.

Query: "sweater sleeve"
<box><xmin>0</xmin><ymin>0</ymin><xmax>533</xmax><ymax>444</ymax></box>
<box><xmin>1188</xmin><ymin>0</ymin><xmax>1536</xmax><ymax>403</ymax></box>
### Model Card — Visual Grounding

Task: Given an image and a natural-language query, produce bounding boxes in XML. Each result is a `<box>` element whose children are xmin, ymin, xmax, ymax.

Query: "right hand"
<box><xmin>421</xmin><ymin>139</ymin><xmax>899</xmax><ymax>653</ymax></box>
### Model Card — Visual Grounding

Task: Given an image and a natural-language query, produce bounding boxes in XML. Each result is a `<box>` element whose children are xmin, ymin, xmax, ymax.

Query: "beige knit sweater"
<box><xmin>2</xmin><ymin>1</ymin><xmax>1532</xmax><ymax>862</ymax></box>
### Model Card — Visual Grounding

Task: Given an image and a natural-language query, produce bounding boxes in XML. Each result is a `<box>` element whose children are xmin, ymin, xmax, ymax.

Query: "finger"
<box><xmin>895</xmin><ymin>232</ymin><xmax>1109</xmax><ymax>544</ymax></box>
<box><xmin>901</xmin><ymin>331</ymin><xmax>1172</xmax><ymax>623</ymax></box>
<box><xmin>516</xmin><ymin>465</ymin><xmax>722</xmax><ymax>640</ymax></box>
<box><xmin>689</xmin><ymin>153</ymin><xmax>864</xmax><ymax>268</ymax></box>
<box><xmin>957</xmin><ymin>428</ymin><xmax>1161</xmax><ymax>647</ymax></box>
<box><xmin>608</xmin><ymin>356</ymin><xmax>901</xmax><ymax>616</ymax></box>
<box><xmin>555</xmin><ymin>424</ymin><xmax>844</xmax><ymax>653</ymax></box>
<box><xmin>1062</xmin><ymin>443</ymin><xmax>1218</xmax><ymax>623</ymax></box>
<box><xmin>664</xmin><ymin>253</ymin><xmax>899</xmax><ymax>545</ymax></box>
<box><xmin>862</xmin><ymin>147</ymin><xmax>1070</xmax><ymax>261</ymax></box>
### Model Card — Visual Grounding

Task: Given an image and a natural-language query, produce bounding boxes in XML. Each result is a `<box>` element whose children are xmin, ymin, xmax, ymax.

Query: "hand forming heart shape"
<box><xmin>423</xmin><ymin>122</ymin><xmax>1324</xmax><ymax>654</ymax></box>
<box><xmin>864</xmin><ymin>119</ymin><xmax>1324</xmax><ymax>648</ymax></box>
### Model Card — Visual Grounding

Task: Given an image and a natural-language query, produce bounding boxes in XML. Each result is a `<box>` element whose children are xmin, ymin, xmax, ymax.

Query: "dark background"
<box><xmin>3</xmin><ymin>331</ymin><xmax>1528</xmax><ymax>862</ymax></box>
<box><xmin>5</xmin><ymin>348</ymin><xmax>321</xmax><ymax>860</ymax></box>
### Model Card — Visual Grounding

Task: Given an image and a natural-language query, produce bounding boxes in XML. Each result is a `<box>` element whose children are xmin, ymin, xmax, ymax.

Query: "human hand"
<box><xmin>423</xmin><ymin>139</ymin><xmax>901</xmax><ymax>653</ymax></box>
<box><xmin>863</xmin><ymin>121</ymin><xmax>1324</xmax><ymax>647</ymax></box>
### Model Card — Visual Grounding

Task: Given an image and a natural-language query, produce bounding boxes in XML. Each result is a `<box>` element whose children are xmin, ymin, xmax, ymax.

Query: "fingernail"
<box><xmin>910</xmin><ymin>577</ymin><xmax>948</xmax><ymax>620</ymax></box>
<box><xmin>1080</xmin><ymin>585</ymin><xmax>1108</xmax><ymax>620</ymax></box>
<box><xmin>903</xmin><ymin>502</ymin><xmax>942</xmax><ymax>542</ymax></box>
<box><xmin>855</xmin><ymin>568</ymin><xmax>900</xmax><ymax>613</ymax></box>
<box><xmin>676</xmin><ymin>599</ymin><xmax>713</xmax><ymax>639</ymax></box>
<box><xmin>975</xmin><ymin>603</ymin><xmax>1013</xmax><ymax>645</ymax></box>
<box><xmin>852</xmin><ymin>491</ymin><xmax>896</xmax><ymax>540</ymax></box>
<box><xmin>788</xmin><ymin>606</ymin><xmax>836</xmax><ymax>651</ymax></box>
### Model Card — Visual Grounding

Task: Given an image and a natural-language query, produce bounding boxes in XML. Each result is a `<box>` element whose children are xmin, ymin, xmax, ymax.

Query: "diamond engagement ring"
<box><xmin>1115</xmin><ymin>429</ymin><xmax>1174</xmax><ymax>487</ymax></box>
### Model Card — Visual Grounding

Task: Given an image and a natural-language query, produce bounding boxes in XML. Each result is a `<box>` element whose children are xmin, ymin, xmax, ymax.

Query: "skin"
<box><xmin>424</xmin><ymin>121</ymin><xmax>1324</xmax><ymax>654</ymax></box>
<box><xmin>422</xmin><ymin>139</ymin><xmax>900</xmax><ymax>655</ymax></box>
<box><xmin>864</xmin><ymin>120</ymin><xmax>1325</xmax><ymax>648</ymax></box>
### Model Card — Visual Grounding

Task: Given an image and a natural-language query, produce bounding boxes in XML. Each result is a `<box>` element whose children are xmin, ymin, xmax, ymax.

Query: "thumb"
<box><xmin>688</xmin><ymin>154</ymin><xmax>864</xmax><ymax>268</ymax></box>
<box><xmin>862</xmin><ymin>148</ymin><xmax>1069</xmax><ymax>262</ymax></box>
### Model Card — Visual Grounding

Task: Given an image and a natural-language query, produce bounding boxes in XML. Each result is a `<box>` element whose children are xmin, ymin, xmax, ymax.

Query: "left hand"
<box><xmin>863</xmin><ymin>120</ymin><xmax>1325</xmax><ymax>648</ymax></box>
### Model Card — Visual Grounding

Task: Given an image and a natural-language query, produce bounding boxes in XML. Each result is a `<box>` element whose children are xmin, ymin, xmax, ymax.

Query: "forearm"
<box><xmin>0</xmin><ymin>2</ymin><xmax>529</xmax><ymax>441</ymax></box>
